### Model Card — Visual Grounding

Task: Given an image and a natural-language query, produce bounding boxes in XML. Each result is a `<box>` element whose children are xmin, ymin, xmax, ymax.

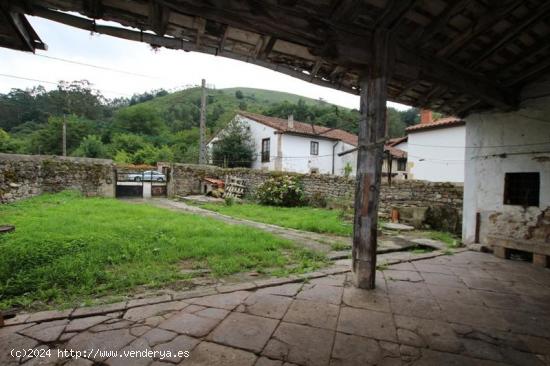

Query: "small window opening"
<box><xmin>508</xmin><ymin>248</ymin><xmax>533</xmax><ymax>262</ymax></box>
<box><xmin>261</xmin><ymin>138</ymin><xmax>270</xmax><ymax>163</ymax></box>
<box><xmin>503</xmin><ymin>172</ymin><xmax>540</xmax><ymax>207</ymax></box>
<box><xmin>310</xmin><ymin>141</ymin><xmax>319</xmax><ymax>155</ymax></box>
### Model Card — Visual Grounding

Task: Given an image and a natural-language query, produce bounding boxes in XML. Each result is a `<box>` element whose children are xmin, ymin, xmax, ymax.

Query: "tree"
<box><xmin>211</xmin><ymin>119</ymin><xmax>255</xmax><ymax>168</ymax></box>
<box><xmin>235</xmin><ymin>90</ymin><xmax>244</xmax><ymax>99</ymax></box>
<box><xmin>28</xmin><ymin>115</ymin><xmax>95</xmax><ymax>155</ymax></box>
<box><xmin>111</xmin><ymin>133</ymin><xmax>148</xmax><ymax>154</ymax></box>
<box><xmin>73</xmin><ymin>135</ymin><xmax>106</xmax><ymax>158</ymax></box>
<box><xmin>114</xmin><ymin>104</ymin><xmax>165</xmax><ymax>135</ymax></box>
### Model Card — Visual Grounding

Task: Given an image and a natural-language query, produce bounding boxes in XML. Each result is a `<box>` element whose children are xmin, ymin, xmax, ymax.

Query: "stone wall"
<box><xmin>0</xmin><ymin>153</ymin><xmax>116</xmax><ymax>203</ymax></box>
<box><xmin>165</xmin><ymin>163</ymin><xmax>463</xmax><ymax>232</ymax></box>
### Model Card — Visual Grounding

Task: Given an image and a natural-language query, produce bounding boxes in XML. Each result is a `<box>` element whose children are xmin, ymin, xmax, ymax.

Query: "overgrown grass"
<box><xmin>0</xmin><ymin>191</ymin><xmax>325</xmax><ymax>310</ymax></box>
<box><xmin>428</xmin><ymin>231</ymin><xmax>460</xmax><ymax>248</ymax></box>
<box><xmin>197</xmin><ymin>202</ymin><xmax>353</xmax><ymax>236</ymax></box>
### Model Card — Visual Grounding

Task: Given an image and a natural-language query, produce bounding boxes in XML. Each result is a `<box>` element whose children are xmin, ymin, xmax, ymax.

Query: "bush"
<box><xmin>257</xmin><ymin>175</ymin><xmax>305</xmax><ymax>207</ymax></box>
<box><xmin>309</xmin><ymin>192</ymin><xmax>327</xmax><ymax>208</ymax></box>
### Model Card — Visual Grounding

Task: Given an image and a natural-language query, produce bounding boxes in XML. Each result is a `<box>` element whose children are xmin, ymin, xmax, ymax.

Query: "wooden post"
<box><xmin>62</xmin><ymin>114</ymin><xmax>67</xmax><ymax>157</ymax></box>
<box><xmin>199</xmin><ymin>78</ymin><xmax>207</xmax><ymax>165</ymax></box>
<box><xmin>352</xmin><ymin>29</ymin><xmax>394</xmax><ymax>289</ymax></box>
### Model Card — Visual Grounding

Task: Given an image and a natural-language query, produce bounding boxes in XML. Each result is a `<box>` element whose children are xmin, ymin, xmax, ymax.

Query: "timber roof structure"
<box><xmin>2</xmin><ymin>0</ymin><xmax>550</xmax><ymax>116</ymax></box>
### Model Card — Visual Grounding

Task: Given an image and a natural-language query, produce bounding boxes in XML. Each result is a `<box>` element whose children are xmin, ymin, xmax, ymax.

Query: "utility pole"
<box><xmin>199</xmin><ymin>78</ymin><xmax>207</xmax><ymax>165</ymax></box>
<box><xmin>62</xmin><ymin>114</ymin><xmax>67</xmax><ymax>156</ymax></box>
<box><xmin>62</xmin><ymin>92</ymin><xmax>70</xmax><ymax>157</ymax></box>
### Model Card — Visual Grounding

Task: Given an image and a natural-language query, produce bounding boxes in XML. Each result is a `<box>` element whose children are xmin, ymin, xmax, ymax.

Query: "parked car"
<box><xmin>128</xmin><ymin>170</ymin><xmax>166</xmax><ymax>182</ymax></box>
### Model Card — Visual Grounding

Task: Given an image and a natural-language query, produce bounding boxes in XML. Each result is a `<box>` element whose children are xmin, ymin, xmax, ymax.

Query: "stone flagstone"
<box><xmin>209</xmin><ymin>312</ymin><xmax>278</xmax><ymax>353</ymax></box>
<box><xmin>4</xmin><ymin>251</ymin><xmax>550</xmax><ymax>366</ymax></box>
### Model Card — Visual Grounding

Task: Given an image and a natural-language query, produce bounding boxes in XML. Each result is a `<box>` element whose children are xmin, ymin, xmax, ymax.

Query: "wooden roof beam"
<box><xmin>83</xmin><ymin>0</ymin><xmax>103</xmax><ymax>19</ymax></box>
<box><xmin>400</xmin><ymin>46</ymin><xmax>516</xmax><ymax>110</ymax></box>
<box><xmin>409</xmin><ymin>0</ymin><xmax>474</xmax><ymax>46</ymax></box>
<box><xmin>375</xmin><ymin>0</ymin><xmax>418</xmax><ymax>31</ymax></box>
<box><xmin>1</xmin><ymin>8</ymin><xmax>46</xmax><ymax>52</ymax></box>
<box><xmin>257</xmin><ymin>36</ymin><xmax>276</xmax><ymax>59</ymax></box>
<box><xmin>330</xmin><ymin>0</ymin><xmax>362</xmax><ymax>22</ymax></box>
<box><xmin>469</xmin><ymin>2</ymin><xmax>550</xmax><ymax>67</ymax></box>
<box><xmin>437</xmin><ymin>0</ymin><xmax>524</xmax><ymax>57</ymax></box>
<box><xmin>217</xmin><ymin>24</ymin><xmax>228</xmax><ymax>55</ymax></box>
<box><xmin>149</xmin><ymin>1</ymin><xmax>169</xmax><ymax>36</ymax></box>
<box><xmin>505</xmin><ymin>56</ymin><xmax>550</xmax><ymax>86</ymax></box>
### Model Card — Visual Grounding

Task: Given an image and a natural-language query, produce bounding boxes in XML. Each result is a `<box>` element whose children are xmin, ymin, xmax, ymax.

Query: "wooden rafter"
<box><xmin>149</xmin><ymin>1</ymin><xmax>168</xmax><ymax>35</ymax></box>
<box><xmin>6</xmin><ymin>0</ymin><xmax>550</xmax><ymax>116</ymax></box>
<box><xmin>375</xmin><ymin>0</ymin><xmax>418</xmax><ymax>31</ymax></box>
<box><xmin>469</xmin><ymin>1</ymin><xmax>550</xmax><ymax>67</ymax></box>
<box><xmin>409</xmin><ymin>0</ymin><xmax>474</xmax><ymax>46</ymax></box>
<box><xmin>437</xmin><ymin>0</ymin><xmax>524</xmax><ymax>57</ymax></box>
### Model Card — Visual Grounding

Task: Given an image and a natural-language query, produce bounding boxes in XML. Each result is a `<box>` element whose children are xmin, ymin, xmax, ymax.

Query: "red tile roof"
<box><xmin>387</xmin><ymin>136</ymin><xmax>408</xmax><ymax>147</ymax></box>
<box><xmin>406</xmin><ymin>117</ymin><xmax>465</xmax><ymax>132</ymax></box>
<box><xmin>238</xmin><ymin>111</ymin><xmax>359</xmax><ymax>146</ymax></box>
<box><xmin>385</xmin><ymin>146</ymin><xmax>407</xmax><ymax>159</ymax></box>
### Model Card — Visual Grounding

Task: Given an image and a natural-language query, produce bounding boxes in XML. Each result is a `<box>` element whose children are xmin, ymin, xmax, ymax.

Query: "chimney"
<box><xmin>288</xmin><ymin>114</ymin><xmax>294</xmax><ymax>129</ymax></box>
<box><xmin>420</xmin><ymin>109</ymin><xmax>433</xmax><ymax>124</ymax></box>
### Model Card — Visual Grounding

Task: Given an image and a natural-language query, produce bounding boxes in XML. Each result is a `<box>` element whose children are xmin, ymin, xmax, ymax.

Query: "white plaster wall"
<box><xmin>207</xmin><ymin>115</ymin><xmax>358</xmax><ymax>176</ymax></box>
<box><xmin>407</xmin><ymin>126</ymin><xmax>465</xmax><ymax>182</ymax></box>
<box><xmin>334</xmin><ymin>142</ymin><xmax>357</xmax><ymax>176</ymax></box>
<box><xmin>281</xmin><ymin>134</ymin><xmax>336</xmax><ymax>174</ymax></box>
<box><xmin>462</xmin><ymin>100</ymin><xmax>550</xmax><ymax>244</ymax></box>
<box><xmin>393</xmin><ymin>141</ymin><xmax>408</xmax><ymax>152</ymax></box>
<box><xmin>207</xmin><ymin>116</ymin><xmax>278</xmax><ymax>170</ymax></box>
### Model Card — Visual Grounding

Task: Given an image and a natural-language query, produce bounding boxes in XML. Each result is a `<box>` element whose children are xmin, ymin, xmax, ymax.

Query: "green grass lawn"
<box><xmin>197</xmin><ymin>202</ymin><xmax>353</xmax><ymax>236</ymax></box>
<box><xmin>0</xmin><ymin>191</ymin><xmax>325</xmax><ymax>310</ymax></box>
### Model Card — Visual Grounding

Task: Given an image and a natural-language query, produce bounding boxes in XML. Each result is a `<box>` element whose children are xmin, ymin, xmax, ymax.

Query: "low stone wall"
<box><xmin>0</xmin><ymin>153</ymin><xmax>116</xmax><ymax>203</ymax></box>
<box><xmin>165</xmin><ymin>163</ymin><xmax>463</xmax><ymax>232</ymax></box>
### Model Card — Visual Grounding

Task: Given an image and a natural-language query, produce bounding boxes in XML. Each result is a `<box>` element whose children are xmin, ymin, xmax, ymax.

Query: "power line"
<box><xmin>407</xmin><ymin>141</ymin><xmax>550</xmax><ymax>149</ymax></box>
<box><xmin>0</xmin><ymin>72</ymin><xmax>130</xmax><ymax>96</ymax></box>
<box><xmin>35</xmin><ymin>54</ymin><xmax>161</xmax><ymax>79</ymax></box>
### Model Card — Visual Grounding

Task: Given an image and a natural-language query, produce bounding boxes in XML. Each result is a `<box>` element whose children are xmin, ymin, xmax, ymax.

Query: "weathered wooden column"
<box><xmin>352</xmin><ymin>30</ymin><xmax>394</xmax><ymax>289</ymax></box>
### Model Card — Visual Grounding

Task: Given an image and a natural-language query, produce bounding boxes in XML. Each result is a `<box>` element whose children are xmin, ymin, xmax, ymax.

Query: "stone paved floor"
<box><xmin>2</xmin><ymin>251</ymin><xmax>550</xmax><ymax>365</ymax></box>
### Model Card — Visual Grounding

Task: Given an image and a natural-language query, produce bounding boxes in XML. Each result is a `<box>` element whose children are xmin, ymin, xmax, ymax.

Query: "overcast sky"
<box><xmin>0</xmin><ymin>16</ymin><xmax>410</xmax><ymax>111</ymax></box>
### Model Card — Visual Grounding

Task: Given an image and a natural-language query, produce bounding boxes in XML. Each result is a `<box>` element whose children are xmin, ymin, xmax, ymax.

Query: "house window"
<box><xmin>261</xmin><ymin>138</ymin><xmax>270</xmax><ymax>162</ymax></box>
<box><xmin>397</xmin><ymin>159</ymin><xmax>407</xmax><ymax>172</ymax></box>
<box><xmin>310</xmin><ymin>141</ymin><xmax>319</xmax><ymax>155</ymax></box>
<box><xmin>503</xmin><ymin>172</ymin><xmax>540</xmax><ymax>207</ymax></box>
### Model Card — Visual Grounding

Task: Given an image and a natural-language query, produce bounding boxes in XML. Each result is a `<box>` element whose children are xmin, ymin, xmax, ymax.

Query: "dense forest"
<box><xmin>0</xmin><ymin>80</ymin><xmax>425</xmax><ymax>164</ymax></box>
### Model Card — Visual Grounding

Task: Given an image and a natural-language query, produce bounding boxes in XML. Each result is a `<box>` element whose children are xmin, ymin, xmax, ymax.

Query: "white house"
<box><xmin>208</xmin><ymin>111</ymin><xmax>359</xmax><ymax>176</ymax></box>
<box><xmin>404</xmin><ymin>110</ymin><xmax>465</xmax><ymax>182</ymax></box>
<box><xmin>462</xmin><ymin>86</ymin><xmax>550</xmax><ymax>265</ymax></box>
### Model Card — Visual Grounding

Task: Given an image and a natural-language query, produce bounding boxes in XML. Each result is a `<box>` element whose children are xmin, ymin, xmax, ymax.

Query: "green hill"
<box><xmin>122</xmin><ymin>86</ymin><xmax>349</xmax><ymax>133</ymax></box>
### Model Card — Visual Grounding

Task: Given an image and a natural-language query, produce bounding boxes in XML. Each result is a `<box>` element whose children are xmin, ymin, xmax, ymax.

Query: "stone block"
<box><xmin>533</xmin><ymin>253</ymin><xmax>548</xmax><ymax>268</ymax></box>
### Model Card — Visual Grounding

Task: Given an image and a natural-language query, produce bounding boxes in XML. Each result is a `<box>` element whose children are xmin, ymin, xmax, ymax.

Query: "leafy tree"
<box><xmin>28</xmin><ymin>115</ymin><xmax>95</xmax><ymax>155</ymax></box>
<box><xmin>235</xmin><ymin>90</ymin><xmax>244</xmax><ymax>99</ymax></box>
<box><xmin>212</xmin><ymin>119</ymin><xmax>255</xmax><ymax>168</ymax></box>
<box><xmin>0</xmin><ymin>128</ymin><xmax>14</xmax><ymax>153</ymax></box>
<box><xmin>73</xmin><ymin>135</ymin><xmax>106</xmax><ymax>158</ymax></box>
<box><xmin>171</xmin><ymin>128</ymin><xmax>200</xmax><ymax>163</ymax></box>
<box><xmin>114</xmin><ymin>150</ymin><xmax>132</xmax><ymax>164</ymax></box>
<box><xmin>114</xmin><ymin>104</ymin><xmax>165</xmax><ymax>135</ymax></box>
<box><xmin>111</xmin><ymin>133</ymin><xmax>148</xmax><ymax>154</ymax></box>
<box><xmin>131</xmin><ymin>144</ymin><xmax>173</xmax><ymax>165</ymax></box>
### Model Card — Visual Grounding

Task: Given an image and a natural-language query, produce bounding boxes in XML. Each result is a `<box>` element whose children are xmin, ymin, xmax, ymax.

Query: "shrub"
<box><xmin>224</xmin><ymin>196</ymin><xmax>235</xmax><ymax>206</ymax></box>
<box><xmin>309</xmin><ymin>192</ymin><xmax>327</xmax><ymax>208</ymax></box>
<box><xmin>257</xmin><ymin>175</ymin><xmax>305</xmax><ymax>207</ymax></box>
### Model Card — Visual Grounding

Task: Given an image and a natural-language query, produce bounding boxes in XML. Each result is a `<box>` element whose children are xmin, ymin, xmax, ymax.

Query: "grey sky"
<box><xmin>0</xmin><ymin>16</ymin><xmax>410</xmax><ymax>111</ymax></box>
